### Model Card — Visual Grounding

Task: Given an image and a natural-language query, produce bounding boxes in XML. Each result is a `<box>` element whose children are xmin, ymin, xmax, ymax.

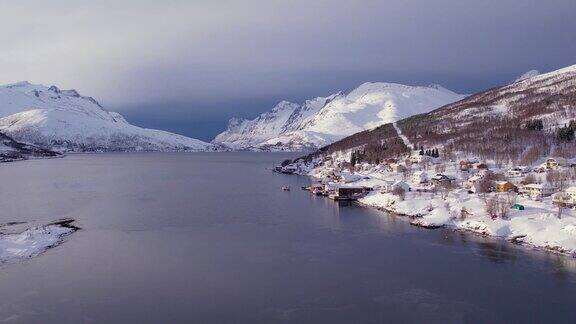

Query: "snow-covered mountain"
<box><xmin>512</xmin><ymin>69</ymin><xmax>540</xmax><ymax>83</ymax></box>
<box><xmin>0</xmin><ymin>82</ymin><xmax>213</xmax><ymax>152</ymax></box>
<box><xmin>302</xmin><ymin>63</ymin><xmax>576</xmax><ymax>165</ymax></box>
<box><xmin>213</xmin><ymin>82</ymin><xmax>464</xmax><ymax>151</ymax></box>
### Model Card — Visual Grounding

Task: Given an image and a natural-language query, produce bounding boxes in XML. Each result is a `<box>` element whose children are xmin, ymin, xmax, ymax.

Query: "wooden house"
<box><xmin>431</xmin><ymin>173</ymin><xmax>455</xmax><ymax>186</ymax></box>
<box><xmin>495</xmin><ymin>181</ymin><xmax>516</xmax><ymax>193</ymax></box>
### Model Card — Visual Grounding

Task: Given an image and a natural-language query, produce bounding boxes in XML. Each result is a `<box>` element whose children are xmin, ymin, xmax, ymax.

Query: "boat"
<box><xmin>282</xmin><ymin>186</ymin><xmax>290</xmax><ymax>191</ymax></box>
<box><xmin>310</xmin><ymin>183</ymin><xmax>325</xmax><ymax>196</ymax></box>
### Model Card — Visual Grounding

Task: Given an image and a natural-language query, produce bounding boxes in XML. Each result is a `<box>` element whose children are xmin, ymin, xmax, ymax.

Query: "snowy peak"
<box><xmin>213</xmin><ymin>83</ymin><xmax>464</xmax><ymax>151</ymax></box>
<box><xmin>512</xmin><ymin>70</ymin><xmax>540</xmax><ymax>83</ymax></box>
<box><xmin>303</xmin><ymin>62</ymin><xmax>576</xmax><ymax>170</ymax></box>
<box><xmin>0</xmin><ymin>81</ymin><xmax>213</xmax><ymax>152</ymax></box>
<box><xmin>0</xmin><ymin>81</ymin><xmax>110</xmax><ymax>121</ymax></box>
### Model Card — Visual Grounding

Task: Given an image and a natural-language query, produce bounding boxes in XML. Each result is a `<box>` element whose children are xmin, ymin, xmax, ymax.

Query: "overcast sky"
<box><xmin>1</xmin><ymin>0</ymin><xmax>575</xmax><ymax>140</ymax></box>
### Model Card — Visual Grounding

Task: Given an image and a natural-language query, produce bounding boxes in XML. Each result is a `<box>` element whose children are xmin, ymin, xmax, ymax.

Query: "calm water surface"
<box><xmin>1</xmin><ymin>153</ymin><xmax>576</xmax><ymax>323</ymax></box>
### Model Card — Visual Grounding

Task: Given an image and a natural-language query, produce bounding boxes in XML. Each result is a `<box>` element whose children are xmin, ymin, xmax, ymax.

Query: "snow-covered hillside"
<box><xmin>0</xmin><ymin>82</ymin><xmax>213</xmax><ymax>152</ymax></box>
<box><xmin>213</xmin><ymin>83</ymin><xmax>464</xmax><ymax>151</ymax></box>
<box><xmin>302</xmin><ymin>63</ymin><xmax>576</xmax><ymax>165</ymax></box>
<box><xmin>512</xmin><ymin>69</ymin><xmax>540</xmax><ymax>83</ymax></box>
<box><xmin>0</xmin><ymin>131</ymin><xmax>59</xmax><ymax>162</ymax></box>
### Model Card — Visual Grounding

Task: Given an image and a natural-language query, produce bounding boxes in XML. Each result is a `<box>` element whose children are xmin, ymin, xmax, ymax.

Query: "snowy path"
<box><xmin>393</xmin><ymin>122</ymin><xmax>413</xmax><ymax>148</ymax></box>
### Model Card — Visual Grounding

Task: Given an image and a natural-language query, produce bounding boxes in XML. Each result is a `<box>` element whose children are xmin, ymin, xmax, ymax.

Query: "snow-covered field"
<box><xmin>0</xmin><ymin>220</ymin><xmax>79</xmax><ymax>263</ymax></box>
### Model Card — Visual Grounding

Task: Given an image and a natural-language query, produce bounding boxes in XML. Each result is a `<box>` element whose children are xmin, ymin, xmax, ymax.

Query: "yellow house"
<box><xmin>546</xmin><ymin>157</ymin><xmax>568</xmax><ymax>169</ymax></box>
<box><xmin>495</xmin><ymin>181</ymin><xmax>516</xmax><ymax>193</ymax></box>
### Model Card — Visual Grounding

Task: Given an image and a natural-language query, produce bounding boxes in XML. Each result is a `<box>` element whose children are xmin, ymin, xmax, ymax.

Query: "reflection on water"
<box><xmin>325</xmin><ymin>197</ymin><xmax>576</xmax><ymax>279</ymax></box>
<box><xmin>0</xmin><ymin>153</ymin><xmax>576</xmax><ymax>323</ymax></box>
<box><xmin>475</xmin><ymin>241</ymin><xmax>518</xmax><ymax>264</ymax></box>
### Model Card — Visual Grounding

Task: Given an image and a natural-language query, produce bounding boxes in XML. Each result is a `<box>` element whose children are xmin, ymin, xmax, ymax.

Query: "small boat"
<box><xmin>301</xmin><ymin>186</ymin><xmax>311</xmax><ymax>191</ymax></box>
<box><xmin>310</xmin><ymin>183</ymin><xmax>325</xmax><ymax>196</ymax></box>
<box><xmin>282</xmin><ymin>186</ymin><xmax>291</xmax><ymax>191</ymax></box>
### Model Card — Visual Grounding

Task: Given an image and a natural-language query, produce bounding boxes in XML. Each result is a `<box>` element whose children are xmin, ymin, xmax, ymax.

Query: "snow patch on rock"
<box><xmin>512</xmin><ymin>70</ymin><xmax>540</xmax><ymax>83</ymax></box>
<box><xmin>0</xmin><ymin>220</ymin><xmax>79</xmax><ymax>263</ymax></box>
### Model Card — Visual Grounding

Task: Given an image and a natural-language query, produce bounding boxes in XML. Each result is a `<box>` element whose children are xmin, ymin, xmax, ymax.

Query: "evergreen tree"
<box><xmin>526</xmin><ymin>119</ymin><xmax>544</xmax><ymax>131</ymax></box>
<box><xmin>557</xmin><ymin>121</ymin><xmax>575</xmax><ymax>142</ymax></box>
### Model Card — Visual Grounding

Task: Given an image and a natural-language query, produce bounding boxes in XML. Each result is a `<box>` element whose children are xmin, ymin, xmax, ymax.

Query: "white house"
<box><xmin>358</xmin><ymin>162</ymin><xmax>373</xmax><ymax>172</ymax></box>
<box><xmin>431</xmin><ymin>173</ymin><xmax>456</xmax><ymax>186</ymax></box>
<box><xmin>553</xmin><ymin>187</ymin><xmax>576</xmax><ymax>206</ymax></box>
<box><xmin>409</xmin><ymin>155</ymin><xmax>431</xmax><ymax>164</ymax></box>
<box><xmin>339</xmin><ymin>171</ymin><xmax>362</xmax><ymax>183</ymax></box>
<box><xmin>381</xmin><ymin>180</ymin><xmax>410</xmax><ymax>193</ymax></box>
<box><xmin>519</xmin><ymin>183</ymin><xmax>557</xmax><ymax>199</ymax></box>
<box><xmin>388</xmin><ymin>163</ymin><xmax>406</xmax><ymax>173</ymax></box>
<box><xmin>507</xmin><ymin>166</ymin><xmax>529</xmax><ymax>177</ymax></box>
<box><xmin>466</xmin><ymin>174</ymin><xmax>484</xmax><ymax>188</ymax></box>
<box><xmin>412</xmin><ymin>171</ymin><xmax>428</xmax><ymax>184</ymax></box>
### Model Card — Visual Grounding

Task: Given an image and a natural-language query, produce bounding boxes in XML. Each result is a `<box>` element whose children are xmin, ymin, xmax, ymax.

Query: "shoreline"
<box><xmin>355</xmin><ymin>199</ymin><xmax>575</xmax><ymax>258</ymax></box>
<box><xmin>285</xmin><ymin>163</ymin><xmax>576</xmax><ymax>259</ymax></box>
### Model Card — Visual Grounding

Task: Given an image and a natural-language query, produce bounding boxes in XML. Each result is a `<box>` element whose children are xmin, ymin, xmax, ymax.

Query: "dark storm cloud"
<box><xmin>1</xmin><ymin>0</ymin><xmax>575</xmax><ymax>139</ymax></box>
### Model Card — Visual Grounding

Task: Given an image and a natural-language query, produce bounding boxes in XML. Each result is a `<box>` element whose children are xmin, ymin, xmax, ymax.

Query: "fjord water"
<box><xmin>1</xmin><ymin>153</ymin><xmax>576</xmax><ymax>323</ymax></box>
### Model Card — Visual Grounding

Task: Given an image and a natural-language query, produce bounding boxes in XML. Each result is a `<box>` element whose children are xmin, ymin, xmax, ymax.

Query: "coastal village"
<box><xmin>276</xmin><ymin>149</ymin><xmax>576</xmax><ymax>257</ymax></box>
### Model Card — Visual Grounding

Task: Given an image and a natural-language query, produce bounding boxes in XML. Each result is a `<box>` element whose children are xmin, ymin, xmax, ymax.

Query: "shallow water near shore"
<box><xmin>1</xmin><ymin>152</ymin><xmax>576</xmax><ymax>323</ymax></box>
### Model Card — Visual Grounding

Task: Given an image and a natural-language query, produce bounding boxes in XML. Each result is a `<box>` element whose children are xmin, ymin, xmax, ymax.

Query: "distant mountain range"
<box><xmin>0</xmin><ymin>82</ymin><xmax>213</xmax><ymax>152</ymax></box>
<box><xmin>213</xmin><ymin>83</ymin><xmax>464</xmax><ymax>151</ymax></box>
<box><xmin>1</xmin><ymin>64</ymin><xmax>570</xmax><ymax>159</ymax></box>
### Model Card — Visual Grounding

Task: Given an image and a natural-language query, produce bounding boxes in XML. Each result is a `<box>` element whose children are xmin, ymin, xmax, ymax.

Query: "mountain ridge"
<box><xmin>0</xmin><ymin>82</ymin><xmax>213</xmax><ymax>152</ymax></box>
<box><xmin>213</xmin><ymin>82</ymin><xmax>464</xmax><ymax>151</ymax></box>
<box><xmin>296</xmin><ymin>63</ymin><xmax>576</xmax><ymax>165</ymax></box>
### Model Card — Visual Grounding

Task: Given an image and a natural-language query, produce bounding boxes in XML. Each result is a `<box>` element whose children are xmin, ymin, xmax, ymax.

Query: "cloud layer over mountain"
<box><xmin>1</xmin><ymin>0</ymin><xmax>575</xmax><ymax>139</ymax></box>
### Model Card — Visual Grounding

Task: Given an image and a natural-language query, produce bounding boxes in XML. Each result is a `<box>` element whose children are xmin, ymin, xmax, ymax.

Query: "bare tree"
<box><xmin>421</xmin><ymin>159</ymin><xmax>430</xmax><ymax>171</ymax></box>
<box><xmin>435</xmin><ymin>163</ymin><xmax>446</xmax><ymax>174</ymax></box>
<box><xmin>439</xmin><ymin>181</ymin><xmax>454</xmax><ymax>200</ymax></box>
<box><xmin>522</xmin><ymin>173</ymin><xmax>537</xmax><ymax>185</ymax></box>
<box><xmin>460</xmin><ymin>207</ymin><xmax>469</xmax><ymax>220</ymax></box>
<box><xmin>496</xmin><ymin>196</ymin><xmax>510</xmax><ymax>220</ymax></box>
<box><xmin>558</xmin><ymin>170</ymin><xmax>570</xmax><ymax>190</ymax></box>
<box><xmin>546</xmin><ymin>170</ymin><xmax>560</xmax><ymax>185</ymax></box>
<box><xmin>484</xmin><ymin>195</ymin><xmax>498</xmax><ymax>218</ymax></box>
<box><xmin>557</xmin><ymin>204</ymin><xmax>564</xmax><ymax>219</ymax></box>
<box><xmin>505</xmin><ymin>191</ymin><xmax>517</xmax><ymax>207</ymax></box>
<box><xmin>401</xmin><ymin>166</ymin><xmax>411</xmax><ymax>181</ymax></box>
<box><xmin>477</xmin><ymin>178</ymin><xmax>493</xmax><ymax>194</ymax></box>
<box><xmin>392</xmin><ymin>186</ymin><xmax>406</xmax><ymax>201</ymax></box>
<box><xmin>546</xmin><ymin>169</ymin><xmax>570</xmax><ymax>190</ymax></box>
